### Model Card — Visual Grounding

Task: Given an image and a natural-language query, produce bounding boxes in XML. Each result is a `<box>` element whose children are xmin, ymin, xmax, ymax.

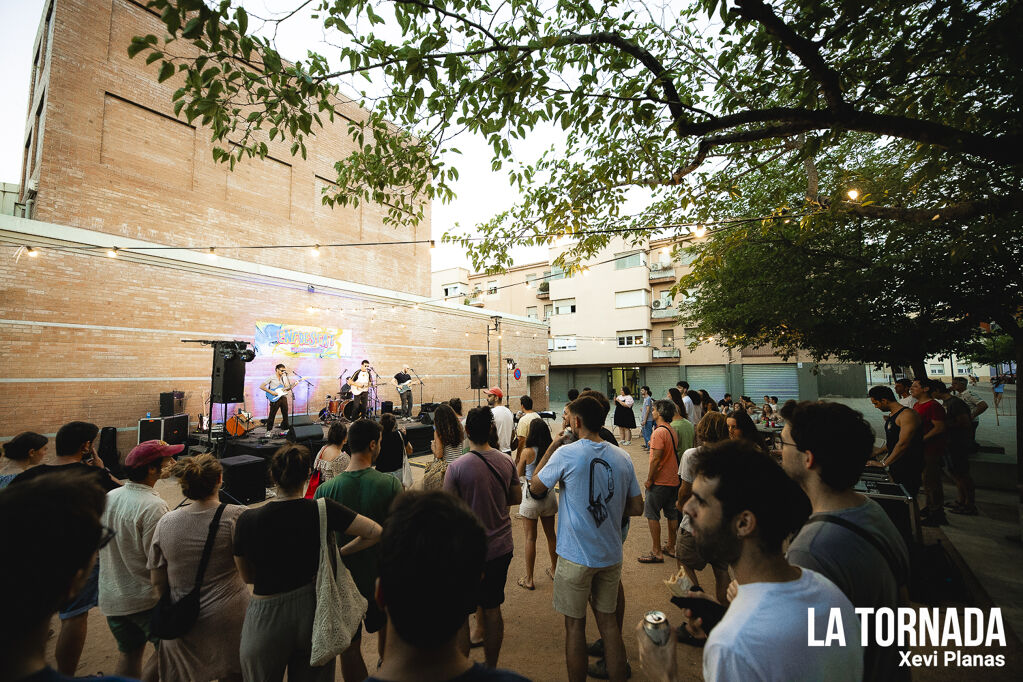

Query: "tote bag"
<box><xmin>310</xmin><ymin>498</ymin><xmax>367</xmax><ymax>666</ymax></box>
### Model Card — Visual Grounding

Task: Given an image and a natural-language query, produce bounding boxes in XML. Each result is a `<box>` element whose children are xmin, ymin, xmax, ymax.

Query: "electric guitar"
<box><xmin>263</xmin><ymin>384</ymin><xmax>295</xmax><ymax>403</ymax></box>
<box><xmin>396</xmin><ymin>377</ymin><xmax>425</xmax><ymax>394</ymax></box>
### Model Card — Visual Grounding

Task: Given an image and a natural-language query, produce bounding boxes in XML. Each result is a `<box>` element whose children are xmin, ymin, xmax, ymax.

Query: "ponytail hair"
<box><xmin>172</xmin><ymin>453</ymin><xmax>223</xmax><ymax>500</ymax></box>
<box><xmin>270</xmin><ymin>444</ymin><xmax>311</xmax><ymax>491</ymax></box>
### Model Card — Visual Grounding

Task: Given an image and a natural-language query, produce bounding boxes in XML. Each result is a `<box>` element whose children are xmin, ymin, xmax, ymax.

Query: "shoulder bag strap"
<box><xmin>469</xmin><ymin>450</ymin><xmax>509</xmax><ymax>496</ymax></box>
<box><xmin>192</xmin><ymin>503</ymin><xmax>227</xmax><ymax>590</ymax></box>
<box><xmin>655</xmin><ymin>424</ymin><xmax>679</xmax><ymax>467</ymax></box>
<box><xmin>804</xmin><ymin>514</ymin><xmax>906</xmax><ymax>587</ymax></box>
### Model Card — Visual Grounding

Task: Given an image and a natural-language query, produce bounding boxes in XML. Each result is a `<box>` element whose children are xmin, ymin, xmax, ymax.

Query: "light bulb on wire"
<box><xmin>847</xmin><ymin>189</ymin><xmax>859</xmax><ymax>201</ymax></box>
<box><xmin>312</xmin><ymin>244</ymin><xmax>321</xmax><ymax>257</ymax></box>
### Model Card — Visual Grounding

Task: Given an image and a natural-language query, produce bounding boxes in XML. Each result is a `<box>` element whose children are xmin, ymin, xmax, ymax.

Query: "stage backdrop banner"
<box><xmin>254</xmin><ymin>322</ymin><xmax>353</xmax><ymax>358</ymax></box>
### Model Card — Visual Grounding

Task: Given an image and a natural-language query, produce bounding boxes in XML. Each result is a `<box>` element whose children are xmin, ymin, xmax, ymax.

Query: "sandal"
<box><xmin>517</xmin><ymin>577</ymin><xmax>535</xmax><ymax>590</ymax></box>
<box><xmin>637</xmin><ymin>553</ymin><xmax>664</xmax><ymax>564</ymax></box>
<box><xmin>662</xmin><ymin>544</ymin><xmax>676</xmax><ymax>558</ymax></box>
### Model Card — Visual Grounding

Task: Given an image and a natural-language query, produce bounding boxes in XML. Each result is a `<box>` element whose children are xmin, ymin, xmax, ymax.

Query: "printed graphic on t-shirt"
<box><xmin>587</xmin><ymin>458</ymin><xmax>614</xmax><ymax>526</ymax></box>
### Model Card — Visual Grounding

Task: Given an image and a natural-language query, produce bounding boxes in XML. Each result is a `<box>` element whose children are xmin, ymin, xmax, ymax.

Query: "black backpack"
<box><xmin>98</xmin><ymin>427</ymin><xmax>123</xmax><ymax>478</ymax></box>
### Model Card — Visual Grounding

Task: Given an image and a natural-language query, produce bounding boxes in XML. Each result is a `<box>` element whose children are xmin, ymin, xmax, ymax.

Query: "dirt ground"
<box><xmin>53</xmin><ymin>440</ymin><xmax>1021</xmax><ymax>681</ymax></box>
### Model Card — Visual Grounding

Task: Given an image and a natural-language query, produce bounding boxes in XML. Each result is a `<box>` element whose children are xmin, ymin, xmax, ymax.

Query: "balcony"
<box><xmin>651</xmin><ymin>304</ymin><xmax>676</xmax><ymax>321</ymax></box>
<box><xmin>652</xmin><ymin>347</ymin><xmax>681</xmax><ymax>360</ymax></box>
<box><xmin>649</xmin><ymin>265</ymin><xmax>676</xmax><ymax>283</ymax></box>
<box><xmin>466</xmin><ymin>295</ymin><xmax>484</xmax><ymax>307</ymax></box>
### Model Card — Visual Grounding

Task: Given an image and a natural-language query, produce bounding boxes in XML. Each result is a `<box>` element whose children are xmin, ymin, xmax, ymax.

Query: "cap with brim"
<box><xmin>483</xmin><ymin>387</ymin><xmax>504</xmax><ymax>399</ymax></box>
<box><xmin>125</xmin><ymin>440</ymin><xmax>184</xmax><ymax>468</ymax></box>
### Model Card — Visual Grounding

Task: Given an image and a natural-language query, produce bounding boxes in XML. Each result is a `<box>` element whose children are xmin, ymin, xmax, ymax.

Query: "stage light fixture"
<box><xmin>239</xmin><ymin>348</ymin><xmax>256</xmax><ymax>362</ymax></box>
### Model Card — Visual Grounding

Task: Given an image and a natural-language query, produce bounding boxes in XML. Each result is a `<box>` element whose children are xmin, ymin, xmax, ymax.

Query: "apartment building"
<box><xmin>433</xmin><ymin>237</ymin><xmax>873</xmax><ymax>403</ymax></box>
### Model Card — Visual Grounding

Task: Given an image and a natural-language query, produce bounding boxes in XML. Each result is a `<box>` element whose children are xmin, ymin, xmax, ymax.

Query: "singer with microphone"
<box><xmin>259</xmin><ymin>363</ymin><xmax>294</xmax><ymax>433</ymax></box>
<box><xmin>347</xmin><ymin>359</ymin><xmax>373</xmax><ymax>420</ymax></box>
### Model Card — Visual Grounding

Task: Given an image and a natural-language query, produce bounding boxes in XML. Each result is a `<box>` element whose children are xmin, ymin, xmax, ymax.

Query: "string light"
<box><xmin>847</xmin><ymin>189</ymin><xmax>859</xmax><ymax>201</ymax></box>
<box><xmin>312</xmin><ymin>244</ymin><xmax>321</xmax><ymax>257</ymax></box>
<box><xmin>207</xmin><ymin>247</ymin><xmax>217</xmax><ymax>260</ymax></box>
<box><xmin>107</xmin><ymin>247</ymin><xmax>119</xmax><ymax>258</ymax></box>
<box><xmin>26</xmin><ymin>247</ymin><xmax>38</xmax><ymax>257</ymax></box>
<box><xmin>430</xmin><ymin>240</ymin><xmax>436</xmax><ymax>249</ymax></box>
<box><xmin>692</xmin><ymin>225</ymin><xmax>707</xmax><ymax>239</ymax></box>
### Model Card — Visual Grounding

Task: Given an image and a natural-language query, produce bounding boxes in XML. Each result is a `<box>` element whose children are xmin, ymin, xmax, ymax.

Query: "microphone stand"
<box><xmin>286</xmin><ymin>370</ymin><xmax>315</xmax><ymax>419</ymax></box>
<box><xmin>410</xmin><ymin>368</ymin><xmax>425</xmax><ymax>418</ymax></box>
<box><xmin>368</xmin><ymin>366</ymin><xmax>379</xmax><ymax>419</ymax></box>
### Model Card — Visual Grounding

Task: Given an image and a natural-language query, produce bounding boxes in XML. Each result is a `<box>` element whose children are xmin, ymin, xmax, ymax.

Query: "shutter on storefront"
<box><xmin>549</xmin><ymin>369</ymin><xmax>573</xmax><ymax>403</ymax></box>
<box><xmin>741</xmin><ymin>364</ymin><xmax>799</xmax><ymax>401</ymax></box>
<box><xmin>645</xmin><ymin>366</ymin><xmax>682</xmax><ymax>401</ymax></box>
<box><xmin>684</xmin><ymin>366</ymin><xmax>729</xmax><ymax>403</ymax></box>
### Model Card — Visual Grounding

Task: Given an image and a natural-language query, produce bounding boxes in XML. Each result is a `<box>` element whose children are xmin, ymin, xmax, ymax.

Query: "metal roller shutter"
<box><xmin>645</xmin><ymin>366</ymin><xmax>681</xmax><ymax>401</ymax></box>
<box><xmin>742</xmin><ymin>364</ymin><xmax>799</xmax><ymax>401</ymax></box>
<box><xmin>549</xmin><ymin>369</ymin><xmax>573</xmax><ymax>403</ymax></box>
<box><xmin>576</xmin><ymin>368</ymin><xmax>607</xmax><ymax>395</ymax></box>
<box><xmin>685</xmin><ymin>366</ymin><xmax>729</xmax><ymax>404</ymax></box>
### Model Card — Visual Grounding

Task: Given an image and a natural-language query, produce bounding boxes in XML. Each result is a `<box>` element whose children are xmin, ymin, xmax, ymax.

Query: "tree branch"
<box><xmin>838</xmin><ymin>193</ymin><xmax>1023</xmax><ymax>223</ymax></box>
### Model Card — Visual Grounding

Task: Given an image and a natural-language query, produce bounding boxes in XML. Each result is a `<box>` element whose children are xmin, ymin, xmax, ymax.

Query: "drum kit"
<box><xmin>318</xmin><ymin>382</ymin><xmax>356</xmax><ymax>423</ymax></box>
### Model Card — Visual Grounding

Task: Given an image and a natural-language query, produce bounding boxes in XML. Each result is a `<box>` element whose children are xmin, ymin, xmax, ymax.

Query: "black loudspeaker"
<box><xmin>420</xmin><ymin>402</ymin><xmax>440</xmax><ymax>413</ymax></box>
<box><xmin>418</xmin><ymin>412</ymin><xmax>434</xmax><ymax>425</ymax></box>
<box><xmin>470</xmin><ymin>354</ymin><xmax>488</xmax><ymax>389</ymax></box>
<box><xmin>291</xmin><ymin>414</ymin><xmax>315</xmax><ymax>427</ymax></box>
<box><xmin>160</xmin><ymin>391</ymin><xmax>184</xmax><ymax>417</ymax></box>
<box><xmin>287</xmin><ymin>424</ymin><xmax>323</xmax><ymax>442</ymax></box>
<box><xmin>381</xmin><ymin>400</ymin><xmax>394</xmax><ymax>414</ymax></box>
<box><xmin>221</xmin><ymin>455</ymin><xmax>266</xmax><ymax>504</ymax></box>
<box><xmin>405</xmin><ymin>425</ymin><xmax>434</xmax><ymax>455</ymax></box>
<box><xmin>211</xmin><ymin>354</ymin><xmax>246</xmax><ymax>403</ymax></box>
<box><xmin>138</xmin><ymin>418</ymin><xmax>163</xmax><ymax>443</ymax></box>
<box><xmin>162</xmin><ymin>414</ymin><xmax>189</xmax><ymax>445</ymax></box>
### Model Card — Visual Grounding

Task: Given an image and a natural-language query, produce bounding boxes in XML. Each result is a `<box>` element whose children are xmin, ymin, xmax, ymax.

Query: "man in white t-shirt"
<box><xmin>638</xmin><ymin>440</ymin><xmax>862</xmax><ymax>682</ymax></box>
<box><xmin>894</xmin><ymin>378</ymin><xmax>916</xmax><ymax>408</ymax></box>
<box><xmin>485</xmin><ymin>387</ymin><xmax>515</xmax><ymax>455</ymax></box>
<box><xmin>677</xmin><ymin>381</ymin><xmax>697</xmax><ymax>425</ymax></box>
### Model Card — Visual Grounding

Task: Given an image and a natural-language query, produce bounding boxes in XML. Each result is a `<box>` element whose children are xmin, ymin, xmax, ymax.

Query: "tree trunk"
<box><xmin>910</xmin><ymin>358</ymin><xmax>927</xmax><ymax>380</ymax></box>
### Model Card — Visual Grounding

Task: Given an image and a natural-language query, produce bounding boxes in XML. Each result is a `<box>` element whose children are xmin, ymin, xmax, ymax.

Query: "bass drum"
<box><xmin>341</xmin><ymin>399</ymin><xmax>356</xmax><ymax>420</ymax></box>
<box><xmin>327</xmin><ymin>398</ymin><xmax>343</xmax><ymax>415</ymax></box>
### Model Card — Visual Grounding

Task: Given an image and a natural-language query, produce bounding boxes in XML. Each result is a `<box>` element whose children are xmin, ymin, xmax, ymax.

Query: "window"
<box><xmin>548</xmin><ymin>338</ymin><xmax>555</xmax><ymax>351</ymax></box>
<box><xmin>550</xmin><ymin>264</ymin><xmax>566</xmax><ymax>281</ymax></box>
<box><xmin>956</xmin><ymin>366</ymin><xmax>972</xmax><ymax>375</ymax></box>
<box><xmin>553</xmin><ymin>336</ymin><xmax>577</xmax><ymax>351</ymax></box>
<box><xmin>486</xmin><ymin>280</ymin><xmax>498</xmax><ymax>295</ymax></box>
<box><xmin>614</xmin><ymin>252</ymin><xmax>646</xmax><ymax>270</ymax></box>
<box><xmin>615</xmin><ymin>289</ymin><xmax>649</xmax><ymax>308</ymax></box>
<box><xmin>617</xmin><ymin>330</ymin><xmax>648</xmax><ymax>347</ymax></box>
<box><xmin>442</xmin><ymin>283</ymin><xmax>465</xmax><ymax>298</ymax></box>
<box><xmin>929</xmin><ymin>364</ymin><xmax>945</xmax><ymax>375</ymax></box>
<box><xmin>661</xmin><ymin>330</ymin><xmax>675</xmax><ymax>347</ymax></box>
<box><xmin>526</xmin><ymin>306</ymin><xmax>538</xmax><ymax>320</ymax></box>
<box><xmin>554</xmin><ymin>298</ymin><xmax>577</xmax><ymax>315</ymax></box>
<box><xmin>543</xmin><ymin>304</ymin><xmax>553</xmax><ymax>321</ymax></box>
<box><xmin>657</xmin><ymin>290</ymin><xmax>673</xmax><ymax>306</ymax></box>
<box><xmin>525</xmin><ymin>273</ymin><xmax>537</xmax><ymax>286</ymax></box>
<box><xmin>683</xmin><ymin>327</ymin><xmax>699</xmax><ymax>342</ymax></box>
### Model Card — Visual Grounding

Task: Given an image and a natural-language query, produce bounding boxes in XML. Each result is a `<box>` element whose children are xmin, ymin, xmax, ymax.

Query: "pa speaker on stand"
<box><xmin>470</xmin><ymin>354</ymin><xmax>488</xmax><ymax>389</ymax></box>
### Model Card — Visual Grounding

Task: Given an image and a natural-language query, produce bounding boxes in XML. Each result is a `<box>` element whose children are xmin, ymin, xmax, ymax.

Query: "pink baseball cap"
<box><xmin>125</xmin><ymin>440</ymin><xmax>184</xmax><ymax>467</ymax></box>
<box><xmin>483</xmin><ymin>387</ymin><xmax>504</xmax><ymax>399</ymax></box>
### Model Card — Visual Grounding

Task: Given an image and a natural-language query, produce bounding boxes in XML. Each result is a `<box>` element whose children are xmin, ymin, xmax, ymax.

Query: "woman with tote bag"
<box><xmin>233</xmin><ymin>445</ymin><xmax>381</xmax><ymax>681</ymax></box>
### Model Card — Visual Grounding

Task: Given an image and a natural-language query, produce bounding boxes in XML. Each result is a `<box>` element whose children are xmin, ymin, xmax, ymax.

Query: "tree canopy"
<box><xmin>133</xmin><ymin>0</ymin><xmax>1022</xmax><ymax>269</ymax></box>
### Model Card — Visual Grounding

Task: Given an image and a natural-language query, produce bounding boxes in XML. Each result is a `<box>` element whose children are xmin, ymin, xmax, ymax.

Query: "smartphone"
<box><xmin>670</xmin><ymin>595</ymin><xmax>727</xmax><ymax>632</ymax></box>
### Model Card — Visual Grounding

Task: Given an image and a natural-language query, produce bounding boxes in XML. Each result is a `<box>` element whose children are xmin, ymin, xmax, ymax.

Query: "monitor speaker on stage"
<box><xmin>381</xmin><ymin>400</ymin><xmax>394</xmax><ymax>414</ymax></box>
<box><xmin>470</xmin><ymin>354</ymin><xmax>488</xmax><ymax>389</ymax></box>
<box><xmin>221</xmin><ymin>455</ymin><xmax>266</xmax><ymax>504</ymax></box>
<box><xmin>211</xmin><ymin>354</ymin><xmax>246</xmax><ymax>403</ymax></box>
<box><xmin>291</xmin><ymin>414</ymin><xmax>315</xmax><ymax>427</ymax></box>
<box><xmin>287</xmin><ymin>424</ymin><xmax>323</xmax><ymax>443</ymax></box>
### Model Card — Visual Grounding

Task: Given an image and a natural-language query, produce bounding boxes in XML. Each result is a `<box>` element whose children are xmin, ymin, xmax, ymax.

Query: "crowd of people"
<box><xmin>0</xmin><ymin>374</ymin><xmax>992</xmax><ymax>682</ymax></box>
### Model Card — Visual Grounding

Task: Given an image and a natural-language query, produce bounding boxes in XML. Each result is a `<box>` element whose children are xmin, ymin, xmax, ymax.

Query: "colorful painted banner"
<box><xmin>254</xmin><ymin>321</ymin><xmax>352</xmax><ymax>358</ymax></box>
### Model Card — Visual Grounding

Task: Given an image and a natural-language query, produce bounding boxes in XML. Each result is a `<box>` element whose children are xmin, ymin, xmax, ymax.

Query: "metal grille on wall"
<box><xmin>685</xmin><ymin>366</ymin><xmax>730</xmax><ymax>403</ymax></box>
<box><xmin>741</xmin><ymin>364</ymin><xmax>799</xmax><ymax>401</ymax></box>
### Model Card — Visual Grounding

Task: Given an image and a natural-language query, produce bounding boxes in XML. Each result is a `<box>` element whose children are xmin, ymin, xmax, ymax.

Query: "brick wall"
<box><xmin>0</xmin><ymin>244</ymin><xmax>548</xmax><ymax>455</ymax></box>
<box><xmin>31</xmin><ymin>0</ymin><xmax>431</xmax><ymax>296</ymax></box>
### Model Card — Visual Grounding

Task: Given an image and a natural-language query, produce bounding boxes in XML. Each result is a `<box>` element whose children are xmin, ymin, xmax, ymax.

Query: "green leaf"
<box><xmin>158</xmin><ymin>61</ymin><xmax>175</xmax><ymax>83</ymax></box>
<box><xmin>236</xmin><ymin>6</ymin><xmax>248</xmax><ymax>34</ymax></box>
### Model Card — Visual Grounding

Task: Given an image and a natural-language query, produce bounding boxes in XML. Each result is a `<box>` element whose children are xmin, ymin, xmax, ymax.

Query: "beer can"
<box><xmin>643</xmin><ymin>610</ymin><xmax>671</xmax><ymax>646</ymax></box>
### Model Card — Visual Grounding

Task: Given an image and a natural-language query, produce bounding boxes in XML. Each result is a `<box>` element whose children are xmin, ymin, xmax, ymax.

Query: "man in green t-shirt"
<box><xmin>316</xmin><ymin>418</ymin><xmax>402</xmax><ymax>677</ymax></box>
<box><xmin>670</xmin><ymin>408</ymin><xmax>695</xmax><ymax>460</ymax></box>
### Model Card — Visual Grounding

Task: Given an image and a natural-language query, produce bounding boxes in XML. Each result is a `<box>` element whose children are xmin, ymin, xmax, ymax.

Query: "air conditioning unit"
<box><xmin>652</xmin><ymin>299</ymin><xmax>663</xmax><ymax>309</ymax></box>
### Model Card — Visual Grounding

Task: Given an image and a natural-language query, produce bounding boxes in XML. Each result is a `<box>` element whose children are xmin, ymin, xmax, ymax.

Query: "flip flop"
<box><xmin>637</xmin><ymin>553</ymin><xmax>664</xmax><ymax>564</ymax></box>
<box><xmin>517</xmin><ymin>577</ymin><xmax>535</xmax><ymax>590</ymax></box>
<box><xmin>662</xmin><ymin>545</ymin><xmax>676</xmax><ymax>558</ymax></box>
<box><xmin>470</xmin><ymin>639</ymin><xmax>484</xmax><ymax>648</ymax></box>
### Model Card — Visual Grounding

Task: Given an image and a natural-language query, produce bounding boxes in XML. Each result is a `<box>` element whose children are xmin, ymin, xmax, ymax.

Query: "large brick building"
<box><xmin>1</xmin><ymin>0</ymin><xmax>547</xmax><ymax>451</ymax></box>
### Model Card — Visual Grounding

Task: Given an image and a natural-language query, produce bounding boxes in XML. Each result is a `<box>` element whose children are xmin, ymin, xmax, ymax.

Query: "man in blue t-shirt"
<box><xmin>532</xmin><ymin>396</ymin><xmax>643</xmax><ymax>682</ymax></box>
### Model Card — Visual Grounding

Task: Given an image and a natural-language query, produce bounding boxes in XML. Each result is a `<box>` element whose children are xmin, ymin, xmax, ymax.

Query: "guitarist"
<box><xmin>348</xmin><ymin>359</ymin><xmax>373</xmax><ymax>420</ymax></box>
<box><xmin>260</xmin><ymin>363</ymin><xmax>294</xmax><ymax>432</ymax></box>
<box><xmin>393</xmin><ymin>365</ymin><xmax>416</xmax><ymax>420</ymax></box>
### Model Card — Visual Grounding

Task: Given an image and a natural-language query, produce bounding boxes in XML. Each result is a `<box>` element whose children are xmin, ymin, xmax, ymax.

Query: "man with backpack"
<box><xmin>638</xmin><ymin>400</ymin><xmax>680</xmax><ymax>564</ymax></box>
<box><xmin>780</xmin><ymin>401</ymin><xmax>910</xmax><ymax>681</ymax></box>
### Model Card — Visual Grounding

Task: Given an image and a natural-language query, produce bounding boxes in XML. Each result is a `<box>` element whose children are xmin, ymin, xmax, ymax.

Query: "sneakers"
<box><xmin>587</xmin><ymin>658</ymin><xmax>632</xmax><ymax>679</ymax></box>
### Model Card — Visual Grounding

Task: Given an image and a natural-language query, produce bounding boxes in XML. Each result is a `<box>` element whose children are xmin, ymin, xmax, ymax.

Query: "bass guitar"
<box><xmin>396</xmin><ymin>377</ymin><xmax>425</xmax><ymax>395</ymax></box>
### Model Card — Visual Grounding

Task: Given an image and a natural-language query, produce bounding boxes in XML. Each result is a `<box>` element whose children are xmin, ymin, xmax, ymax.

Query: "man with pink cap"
<box><xmin>484</xmin><ymin>387</ymin><xmax>515</xmax><ymax>456</ymax></box>
<box><xmin>99</xmin><ymin>440</ymin><xmax>179</xmax><ymax>681</ymax></box>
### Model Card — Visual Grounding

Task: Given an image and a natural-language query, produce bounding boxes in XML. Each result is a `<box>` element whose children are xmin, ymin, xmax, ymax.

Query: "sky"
<box><xmin>0</xmin><ymin>0</ymin><xmax>553</xmax><ymax>272</ymax></box>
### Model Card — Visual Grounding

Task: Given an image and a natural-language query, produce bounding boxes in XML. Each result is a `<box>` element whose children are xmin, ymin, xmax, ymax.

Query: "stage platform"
<box><xmin>188</xmin><ymin>418</ymin><xmax>435</xmax><ymax>460</ymax></box>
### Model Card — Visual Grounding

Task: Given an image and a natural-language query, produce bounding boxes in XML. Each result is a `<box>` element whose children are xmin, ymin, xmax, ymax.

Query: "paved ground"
<box><xmin>52</xmin><ymin>392</ymin><xmax>1022</xmax><ymax>680</ymax></box>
